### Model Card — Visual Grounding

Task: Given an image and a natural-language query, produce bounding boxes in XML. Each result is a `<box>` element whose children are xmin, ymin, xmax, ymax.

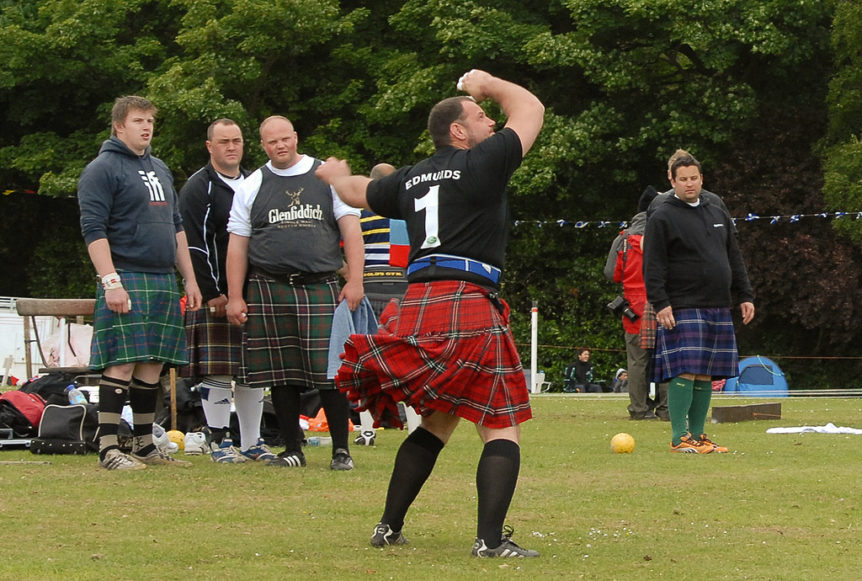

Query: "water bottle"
<box><xmin>66</xmin><ymin>385</ymin><xmax>87</xmax><ymax>405</ymax></box>
<box><xmin>307</xmin><ymin>436</ymin><xmax>332</xmax><ymax>447</ymax></box>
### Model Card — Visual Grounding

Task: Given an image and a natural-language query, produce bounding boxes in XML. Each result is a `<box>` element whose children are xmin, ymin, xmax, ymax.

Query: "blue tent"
<box><xmin>722</xmin><ymin>356</ymin><xmax>788</xmax><ymax>397</ymax></box>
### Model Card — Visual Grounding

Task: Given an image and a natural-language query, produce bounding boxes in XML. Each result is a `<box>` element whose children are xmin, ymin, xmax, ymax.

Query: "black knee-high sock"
<box><xmin>129</xmin><ymin>377</ymin><xmax>160</xmax><ymax>456</ymax></box>
<box><xmin>380</xmin><ymin>427</ymin><xmax>445</xmax><ymax>532</ymax></box>
<box><xmin>98</xmin><ymin>375</ymin><xmax>131</xmax><ymax>460</ymax></box>
<box><xmin>270</xmin><ymin>386</ymin><xmax>303</xmax><ymax>453</ymax></box>
<box><xmin>476</xmin><ymin>439</ymin><xmax>521</xmax><ymax>546</ymax></box>
<box><xmin>319</xmin><ymin>388</ymin><xmax>350</xmax><ymax>452</ymax></box>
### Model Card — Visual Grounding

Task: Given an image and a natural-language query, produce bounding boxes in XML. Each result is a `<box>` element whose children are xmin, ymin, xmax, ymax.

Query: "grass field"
<box><xmin>1</xmin><ymin>394</ymin><xmax>860</xmax><ymax>580</ymax></box>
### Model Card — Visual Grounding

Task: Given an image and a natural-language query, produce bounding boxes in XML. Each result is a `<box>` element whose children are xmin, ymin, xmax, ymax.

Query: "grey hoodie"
<box><xmin>78</xmin><ymin>137</ymin><xmax>182</xmax><ymax>273</ymax></box>
<box><xmin>603</xmin><ymin>211</ymin><xmax>647</xmax><ymax>281</ymax></box>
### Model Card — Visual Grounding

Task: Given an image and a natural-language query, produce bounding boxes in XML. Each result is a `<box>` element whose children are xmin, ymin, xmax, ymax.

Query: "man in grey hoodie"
<box><xmin>78</xmin><ymin>95</ymin><xmax>202</xmax><ymax>470</ymax></box>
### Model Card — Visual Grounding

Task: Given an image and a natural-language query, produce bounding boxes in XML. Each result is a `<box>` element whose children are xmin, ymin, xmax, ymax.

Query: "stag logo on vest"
<box><xmin>286</xmin><ymin>187</ymin><xmax>303</xmax><ymax>207</ymax></box>
<box><xmin>139</xmin><ymin>170</ymin><xmax>166</xmax><ymax>205</ymax></box>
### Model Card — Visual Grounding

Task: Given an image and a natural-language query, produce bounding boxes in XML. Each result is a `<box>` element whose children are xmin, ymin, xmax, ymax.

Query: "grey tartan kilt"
<box><xmin>180</xmin><ymin>307</ymin><xmax>242</xmax><ymax>378</ymax></box>
<box><xmin>238</xmin><ymin>273</ymin><xmax>339</xmax><ymax>390</ymax></box>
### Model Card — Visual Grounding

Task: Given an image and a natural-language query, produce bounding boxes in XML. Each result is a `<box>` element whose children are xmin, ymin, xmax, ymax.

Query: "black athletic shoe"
<box><xmin>370</xmin><ymin>523</ymin><xmax>409</xmax><ymax>547</ymax></box>
<box><xmin>630</xmin><ymin>411</ymin><xmax>658</xmax><ymax>420</ymax></box>
<box><xmin>330</xmin><ymin>448</ymin><xmax>354</xmax><ymax>471</ymax></box>
<box><xmin>267</xmin><ymin>450</ymin><xmax>306</xmax><ymax>467</ymax></box>
<box><xmin>472</xmin><ymin>526</ymin><xmax>539</xmax><ymax>558</ymax></box>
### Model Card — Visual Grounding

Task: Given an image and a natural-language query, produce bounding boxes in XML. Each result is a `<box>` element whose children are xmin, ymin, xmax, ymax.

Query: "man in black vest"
<box><xmin>225</xmin><ymin>115</ymin><xmax>364</xmax><ymax>470</ymax></box>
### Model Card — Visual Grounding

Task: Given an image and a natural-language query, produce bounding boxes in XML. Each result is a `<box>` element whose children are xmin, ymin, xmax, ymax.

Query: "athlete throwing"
<box><xmin>315</xmin><ymin>70</ymin><xmax>544</xmax><ymax>557</ymax></box>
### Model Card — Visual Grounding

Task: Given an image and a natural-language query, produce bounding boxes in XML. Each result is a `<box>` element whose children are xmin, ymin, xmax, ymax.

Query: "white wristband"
<box><xmin>101</xmin><ymin>272</ymin><xmax>123</xmax><ymax>290</ymax></box>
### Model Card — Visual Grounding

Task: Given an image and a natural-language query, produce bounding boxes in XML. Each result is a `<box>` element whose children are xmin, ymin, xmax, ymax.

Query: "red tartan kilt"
<box><xmin>335</xmin><ymin>281</ymin><xmax>532</xmax><ymax>429</ymax></box>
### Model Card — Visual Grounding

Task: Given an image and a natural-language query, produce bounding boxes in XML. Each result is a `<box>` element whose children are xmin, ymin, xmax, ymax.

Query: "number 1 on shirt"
<box><xmin>415</xmin><ymin>185</ymin><xmax>442</xmax><ymax>249</ymax></box>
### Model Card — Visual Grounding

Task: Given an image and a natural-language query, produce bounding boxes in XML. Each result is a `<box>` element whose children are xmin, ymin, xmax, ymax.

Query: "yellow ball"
<box><xmin>611</xmin><ymin>432</ymin><xmax>635</xmax><ymax>454</ymax></box>
<box><xmin>166</xmin><ymin>430</ymin><xmax>185</xmax><ymax>450</ymax></box>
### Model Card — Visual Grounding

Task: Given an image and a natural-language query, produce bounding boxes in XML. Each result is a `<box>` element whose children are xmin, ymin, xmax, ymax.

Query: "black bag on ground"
<box><xmin>19</xmin><ymin>373</ymin><xmax>83</xmax><ymax>406</ymax></box>
<box><xmin>30</xmin><ymin>403</ymin><xmax>99</xmax><ymax>455</ymax></box>
<box><xmin>0</xmin><ymin>391</ymin><xmax>45</xmax><ymax>438</ymax></box>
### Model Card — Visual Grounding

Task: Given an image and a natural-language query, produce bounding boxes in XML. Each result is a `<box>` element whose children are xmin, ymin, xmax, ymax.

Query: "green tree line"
<box><xmin>1</xmin><ymin>0</ymin><xmax>860</xmax><ymax>387</ymax></box>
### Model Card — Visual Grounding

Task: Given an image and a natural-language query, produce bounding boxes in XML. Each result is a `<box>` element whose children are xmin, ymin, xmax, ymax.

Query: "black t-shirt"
<box><xmin>367</xmin><ymin>128</ymin><xmax>523</xmax><ymax>286</ymax></box>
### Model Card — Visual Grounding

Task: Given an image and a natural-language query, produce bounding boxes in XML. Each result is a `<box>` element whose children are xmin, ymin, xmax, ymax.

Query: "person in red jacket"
<box><xmin>604</xmin><ymin>186</ymin><xmax>667</xmax><ymax>420</ymax></box>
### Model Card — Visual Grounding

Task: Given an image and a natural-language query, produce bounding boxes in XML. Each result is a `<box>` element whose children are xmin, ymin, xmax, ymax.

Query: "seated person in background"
<box><xmin>613</xmin><ymin>368</ymin><xmax>629</xmax><ymax>393</ymax></box>
<box><xmin>564</xmin><ymin>348</ymin><xmax>603</xmax><ymax>393</ymax></box>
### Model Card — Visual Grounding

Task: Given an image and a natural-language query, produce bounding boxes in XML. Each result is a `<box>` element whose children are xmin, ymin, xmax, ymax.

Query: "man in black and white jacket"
<box><xmin>179</xmin><ymin>119</ymin><xmax>275</xmax><ymax>464</ymax></box>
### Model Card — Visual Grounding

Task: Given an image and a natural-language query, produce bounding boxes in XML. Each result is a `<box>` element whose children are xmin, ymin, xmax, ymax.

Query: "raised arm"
<box><xmin>456</xmin><ymin>70</ymin><xmax>545</xmax><ymax>156</ymax></box>
<box><xmin>315</xmin><ymin>159</ymin><xmax>372</xmax><ymax>209</ymax></box>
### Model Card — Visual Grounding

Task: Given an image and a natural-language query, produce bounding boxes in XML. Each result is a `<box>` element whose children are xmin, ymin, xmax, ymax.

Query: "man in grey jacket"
<box><xmin>78</xmin><ymin>95</ymin><xmax>201</xmax><ymax>470</ymax></box>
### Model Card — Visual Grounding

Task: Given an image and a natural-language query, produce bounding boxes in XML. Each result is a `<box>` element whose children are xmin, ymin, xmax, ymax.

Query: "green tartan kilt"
<box><xmin>89</xmin><ymin>271</ymin><xmax>188</xmax><ymax>370</ymax></box>
<box><xmin>239</xmin><ymin>274</ymin><xmax>339</xmax><ymax>390</ymax></box>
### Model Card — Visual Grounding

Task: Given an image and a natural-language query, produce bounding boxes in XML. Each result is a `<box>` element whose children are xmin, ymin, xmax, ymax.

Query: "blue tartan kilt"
<box><xmin>651</xmin><ymin>307</ymin><xmax>739</xmax><ymax>383</ymax></box>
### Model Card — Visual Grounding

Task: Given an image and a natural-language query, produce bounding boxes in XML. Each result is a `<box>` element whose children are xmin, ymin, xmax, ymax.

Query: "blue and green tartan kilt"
<box><xmin>239</xmin><ymin>273</ymin><xmax>339</xmax><ymax>390</ymax></box>
<box><xmin>651</xmin><ymin>307</ymin><xmax>739</xmax><ymax>383</ymax></box>
<box><xmin>180</xmin><ymin>308</ymin><xmax>242</xmax><ymax>378</ymax></box>
<box><xmin>89</xmin><ymin>271</ymin><xmax>188</xmax><ymax>370</ymax></box>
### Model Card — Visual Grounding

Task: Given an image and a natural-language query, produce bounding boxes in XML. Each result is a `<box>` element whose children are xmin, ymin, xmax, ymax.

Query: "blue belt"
<box><xmin>407</xmin><ymin>253</ymin><xmax>502</xmax><ymax>284</ymax></box>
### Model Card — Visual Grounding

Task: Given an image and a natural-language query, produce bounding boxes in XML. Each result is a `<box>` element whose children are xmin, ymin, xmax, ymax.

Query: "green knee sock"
<box><xmin>668</xmin><ymin>376</ymin><xmax>694</xmax><ymax>444</ymax></box>
<box><xmin>689</xmin><ymin>379</ymin><xmax>714</xmax><ymax>437</ymax></box>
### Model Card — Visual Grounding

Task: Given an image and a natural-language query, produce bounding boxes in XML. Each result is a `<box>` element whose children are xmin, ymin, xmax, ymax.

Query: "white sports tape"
<box><xmin>456</xmin><ymin>69</ymin><xmax>476</xmax><ymax>91</ymax></box>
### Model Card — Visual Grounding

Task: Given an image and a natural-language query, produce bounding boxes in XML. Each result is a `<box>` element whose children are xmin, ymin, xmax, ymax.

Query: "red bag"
<box><xmin>0</xmin><ymin>390</ymin><xmax>47</xmax><ymax>431</ymax></box>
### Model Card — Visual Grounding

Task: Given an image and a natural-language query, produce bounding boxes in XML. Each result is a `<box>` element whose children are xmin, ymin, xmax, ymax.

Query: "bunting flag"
<box><xmin>3</xmin><ymin>184</ymin><xmax>859</xmax><ymax>232</ymax></box>
<box><xmin>513</xmin><ymin>211</ymin><xmax>862</xmax><ymax>230</ymax></box>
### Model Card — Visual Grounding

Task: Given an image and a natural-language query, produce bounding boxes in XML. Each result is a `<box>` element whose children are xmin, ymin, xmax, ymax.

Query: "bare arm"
<box><xmin>87</xmin><ymin>238</ymin><xmax>130</xmax><ymax>314</ymax></box>
<box><xmin>337</xmin><ymin>214</ymin><xmax>365</xmax><ymax>310</ymax></box>
<box><xmin>175</xmin><ymin>231</ymin><xmax>201</xmax><ymax>311</ymax></box>
<box><xmin>86</xmin><ymin>238</ymin><xmax>117</xmax><ymax>279</ymax></box>
<box><xmin>457</xmin><ymin>69</ymin><xmax>545</xmax><ymax>156</ymax></box>
<box><xmin>225</xmin><ymin>233</ymin><xmax>250</xmax><ymax>326</ymax></box>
